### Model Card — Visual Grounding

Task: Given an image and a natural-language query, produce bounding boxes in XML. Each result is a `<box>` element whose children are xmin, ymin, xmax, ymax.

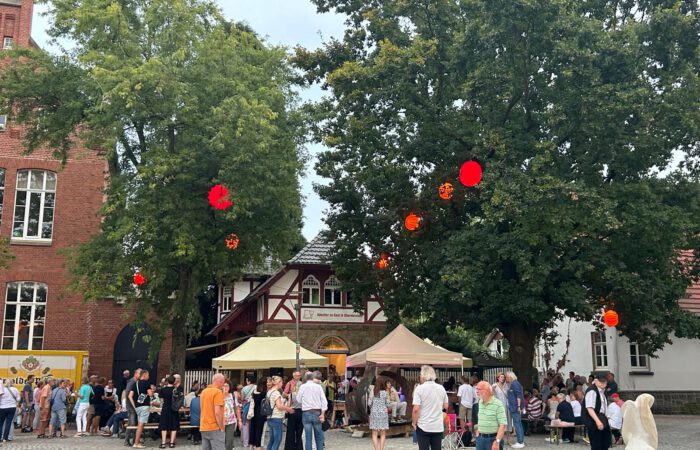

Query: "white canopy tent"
<box><xmin>212</xmin><ymin>336</ymin><xmax>328</xmax><ymax>370</ymax></box>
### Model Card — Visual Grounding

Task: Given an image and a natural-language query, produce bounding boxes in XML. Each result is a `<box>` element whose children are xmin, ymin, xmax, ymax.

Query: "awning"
<box><xmin>212</xmin><ymin>336</ymin><xmax>328</xmax><ymax>370</ymax></box>
<box><xmin>185</xmin><ymin>339</ymin><xmax>237</xmax><ymax>354</ymax></box>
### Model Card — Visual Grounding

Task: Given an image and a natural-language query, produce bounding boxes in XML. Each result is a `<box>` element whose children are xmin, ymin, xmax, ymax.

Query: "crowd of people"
<box><xmin>0</xmin><ymin>365</ymin><xmax>627</xmax><ymax>450</ymax></box>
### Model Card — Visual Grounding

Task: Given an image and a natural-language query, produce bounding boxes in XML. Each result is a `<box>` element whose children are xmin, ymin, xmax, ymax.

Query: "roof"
<box><xmin>346</xmin><ymin>324</ymin><xmax>465</xmax><ymax>368</ymax></box>
<box><xmin>288</xmin><ymin>234</ymin><xmax>333</xmax><ymax>265</ymax></box>
<box><xmin>680</xmin><ymin>282</ymin><xmax>700</xmax><ymax>316</ymax></box>
<box><xmin>212</xmin><ymin>336</ymin><xmax>328</xmax><ymax>370</ymax></box>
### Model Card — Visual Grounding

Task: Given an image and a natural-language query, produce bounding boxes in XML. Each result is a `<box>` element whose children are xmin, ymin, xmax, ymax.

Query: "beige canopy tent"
<box><xmin>212</xmin><ymin>336</ymin><xmax>328</xmax><ymax>370</ymax></box>
<box><xmin>346</xmin><ymin>324</ymin><xmax>466</xmax><ymax>368</ymax></box>
<box><xmin>424</xmin><ymin>338</ymin><xmax>474</xmax><ymax>369</ymax></box>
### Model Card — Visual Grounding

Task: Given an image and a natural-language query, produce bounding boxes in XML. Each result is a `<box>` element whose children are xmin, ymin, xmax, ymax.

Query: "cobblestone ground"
<box><xmin>4</xmin><ymin>416</ymin><xmax>698</xmax><ymax>449</ymax></box>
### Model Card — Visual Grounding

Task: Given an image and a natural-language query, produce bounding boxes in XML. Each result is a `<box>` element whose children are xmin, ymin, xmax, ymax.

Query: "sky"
<box><xmin>30</xmin><ymin>0</ymin><xmax>347</xmax><ymax>242</ymax></box>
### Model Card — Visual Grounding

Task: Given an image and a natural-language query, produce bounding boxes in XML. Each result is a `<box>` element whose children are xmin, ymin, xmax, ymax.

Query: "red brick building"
<box><xmin>0</xmin><ymin>0</ymin><xmax>169</xmax><ymax>382</ymax></box>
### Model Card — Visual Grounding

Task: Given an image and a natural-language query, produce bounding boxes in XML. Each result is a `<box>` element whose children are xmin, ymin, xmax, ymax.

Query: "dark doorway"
<box><xmin>112</xmin><ymin>325</ymin><xmax>159</xmax><ymax>384</ymax></box>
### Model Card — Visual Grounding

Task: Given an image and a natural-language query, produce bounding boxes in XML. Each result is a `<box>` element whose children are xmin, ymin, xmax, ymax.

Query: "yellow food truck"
<box><xmin>0</xmin><ymin>350</ymin><xmax>89</xmax><ymax>390</ymax></box>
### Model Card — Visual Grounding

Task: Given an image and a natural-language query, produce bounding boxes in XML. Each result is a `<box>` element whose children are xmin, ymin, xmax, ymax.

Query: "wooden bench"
<box><xmin>544</xmin><ymin>424</ymin><xmax>586</xmax><ymax>444</ymax></box>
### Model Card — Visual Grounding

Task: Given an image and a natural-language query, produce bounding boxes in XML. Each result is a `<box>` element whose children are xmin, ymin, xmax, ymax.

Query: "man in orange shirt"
<box><xmin>200</xmin><ymin>373</ymin><xmax>225</xmax><ymax>450</ymax></box>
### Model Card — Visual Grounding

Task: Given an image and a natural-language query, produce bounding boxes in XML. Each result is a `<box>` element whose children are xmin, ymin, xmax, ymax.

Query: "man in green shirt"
<box><xmin>474</xmin><ymin>381</ymin><xmax>507</xmax><ymax>450</ymax></box>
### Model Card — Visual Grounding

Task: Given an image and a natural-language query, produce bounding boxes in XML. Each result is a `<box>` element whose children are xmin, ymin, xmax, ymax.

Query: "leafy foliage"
<box><xmin>294</xmin><ymin>0</ymin><xmax>700</xmax><ymax>381</ymax></box>
<box><xmin>0</xmin><ymin>0</ymin><xmax>305</xmax><ymax>372</ymax></box>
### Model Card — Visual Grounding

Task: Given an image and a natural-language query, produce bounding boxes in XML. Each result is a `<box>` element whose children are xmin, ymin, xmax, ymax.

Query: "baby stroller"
<box><xmin>442</xmin><ymin>413</ymin><xmax>470</xmax><ymax>449</ymax></box>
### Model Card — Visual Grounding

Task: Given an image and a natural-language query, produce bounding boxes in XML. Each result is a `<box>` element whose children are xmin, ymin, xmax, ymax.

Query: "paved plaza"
<box><xmin>3</xmin><ymin>416</ymin><xmax>698</xmax><ymax>449</ymax></box>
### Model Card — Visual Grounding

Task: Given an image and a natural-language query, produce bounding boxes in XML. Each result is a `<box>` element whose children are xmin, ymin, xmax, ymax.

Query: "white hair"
<box><xmin>420</xmin><ymin>365</ymin><xmax>437</xmax><ymax>381</ymax></box>
<box><xmin>506</xmin><ymin>371</ymin><xmax>518</xmax><ymax>381</ymax></box>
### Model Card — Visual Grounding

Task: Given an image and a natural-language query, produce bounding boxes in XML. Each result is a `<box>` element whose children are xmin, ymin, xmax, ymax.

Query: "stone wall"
<box><xmin>620</xmin><ymin>391</ymin><xmax>700</xmax><ymax>415</ymax></box>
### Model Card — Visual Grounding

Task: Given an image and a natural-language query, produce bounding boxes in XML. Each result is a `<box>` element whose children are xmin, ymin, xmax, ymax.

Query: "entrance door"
<box><xmin>112</xmin><ymin>325</ymin><xmax>159</xmax><ymax>384</ymax></box>
<box><xmin>317</xmin><ymin>336</ymin><xmax>350</xmax><ymax>376</ymax></box>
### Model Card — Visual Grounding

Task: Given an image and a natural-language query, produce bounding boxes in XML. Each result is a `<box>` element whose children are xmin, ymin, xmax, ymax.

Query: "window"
<box><xmin>13</xmin><ymin>169</ymin><xmax>57</xmax><ymax>240</ymax></box>
<box><xmin>0</xmin><ymin>115</ymin><xmax>6</xmax><ymax>131</ymax></box>
<box><xmin>256</xmin><ymin>297</ymin><xmax>264</xmax><ymax>322</ymax></box>
<box><xmin>221</xmin><ymin>286</ymin><xmax>232</xmax><ymax>314</ymax></box>
<box><xmin>0</xmin><ymin>169</ymin><xmax>5</xmax><ymax>225</ymax></box>
<box><xmin>324</xmin><ymin>275</ymin><xmax>342</xmax><ymax>306</ymax></box>
<box><xmin>2</xmin><ymin>37</ymin><xmax>12</xmax><ymax>50</ymax></box>
<box><xmin>302</xmin><ymin>276</ymin><xmax>320</xmax><ymax>305</ymax></box>
<box><xmin>592</xmin><ymin>331</ymin><xmax>608</xmax><ymax>369</ymax></box>
<box><xmin>630</xmin><ymin>343</ymin><xmax>650</xmax><ymax>370</ymax></box>
<box><xmin>2</xmin><ymin>282</ymin><xmax>47</xmax><ymax>350</ymax></box>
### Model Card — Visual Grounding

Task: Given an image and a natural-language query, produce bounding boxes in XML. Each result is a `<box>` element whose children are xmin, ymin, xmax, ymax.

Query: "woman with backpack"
<box><xmin>266</xmin><ymin>376</ymin><xmax>294</xmax><ymax>450</ymax></box>
<box><xmin>157</xmin><ymin>375</ymin><xmax>182</xmax><ymax>448</ymax></box>
<box><xmin>249</xmin><ymin>378</ymin><xmax>268</xmax><ymax>450</ymax></box>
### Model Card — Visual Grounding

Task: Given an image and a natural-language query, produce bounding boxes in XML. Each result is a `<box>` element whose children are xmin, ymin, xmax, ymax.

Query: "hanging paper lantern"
<box><xmin>603</xmin><ymin>310</ymin><xmax>619</xmax><ymax>327</ymax></box>
<box><xmin>438</xmin><ymin>182</ymin><xmax>454</xmax><ymax>200</ymax></box>
<box><xmin>459</xmin><ymin>161</ymin><xmax>483</xmax><ymax>187</ymax></box>
<box><xmin>225</xmin><ymin>233</ymin><xmax>240</xmax><ymax>250</ymax></box>
<box><xmin>208</xmin><ymin>184</ymin><xmax>233</xmax><ymax>210</ymax></box>
<box><xmin>404</xmin><ymin>213</ymin><xmax>421</xmax><ymax>231</ymax></box>
<box><xmin>133</xmin><ymin>273</ymin><xmax>146</xmax><ymax>286</ymax></box>
<box><xmin>376</xmin><ymin>253</ymin><xmax>390</xmax><ymax>269</ymax></box>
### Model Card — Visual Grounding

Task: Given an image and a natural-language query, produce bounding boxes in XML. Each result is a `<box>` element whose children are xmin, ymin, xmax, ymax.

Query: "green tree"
<box><xmin>0</xmin><ymin>0</ymin><xmax>305</xmax><ymax>373</ymax></box>
<box><xmin>295</xmin><ymin>0</ymin><xmax>700</xmax><ymax>383</ymax></box>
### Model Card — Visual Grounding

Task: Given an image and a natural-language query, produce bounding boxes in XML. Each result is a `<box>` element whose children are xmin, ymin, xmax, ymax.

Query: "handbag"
<box><xmin>260</xmin><ymin>392</ymin><xmax>274</xmax><ymax>417</ymax></box>
<box><xmin>171</xmin><ymin>388</ymin><xmax>184</xmax><ymax>413</ymax></box>
<box><xmin>246</xmin><ymin>398</ymin><xmax>255</xmax><ymax>420</ymax></box>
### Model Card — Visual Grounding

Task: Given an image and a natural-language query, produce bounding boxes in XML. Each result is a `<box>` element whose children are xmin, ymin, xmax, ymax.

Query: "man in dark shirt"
<box><xmin>120</xmin><ymin>370</ymin><xmax>131</xmax><ymax>397</ymax></box>
<box><xmin>124</xmin><ymin>368</ymin><xmax>142</xmax><ymax>446</ymax></box>
<box><xmin>21</xmin><ymin>374</ymin><xmax>35</xmax><ymax>431</ymax></box>
<box><xmin>605</xmin><ymin>373</ymin><xmax>618</xmax><ymax>398</ymax></box>
<box><xmin>555</xmin><ymin>393</ymin><xmax>576</xmax><ymax>443</ymax></box>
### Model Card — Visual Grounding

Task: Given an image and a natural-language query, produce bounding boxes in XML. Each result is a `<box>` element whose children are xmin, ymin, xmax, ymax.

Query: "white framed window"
<box><xmin>592</xmin><ymin>331</ymin><xmax>608</xmax><ymax>369</ymax></box>
<box><xmin>0</xmin><ymin>168</ymin><xmax>5</xmax><ymax>225</ymax></box>
<box><xmin>0</xmin><ymin>115</ymin><xmax>6</xmax><ymax>131</ymax></box>
<box><xmin>2</xmin><ymin>282</ymin><xmax>48</xmax><ymax>350</ymax></box>
<box><xmin>12</xmin><ymin>169</ymin><xmax>57</xmax><ymax>241</ymax></box>
<box><xmin>324</xmin><ymin>275</ymin><xmax>342</xmax><ymax>306</ymax></box>
<box><xmin>630</xmin><ymin>343</ymin><xmax>650</xmax><ymax>370</ymax></box>
<box><xmin>2</xmin><ymin>37</ymin><xmax>12</xmax><ymax>50</ymax></box>
<box><xmin>302</xmin><ymin>276</ymin><xmax>320</xmax><ymax>305</ymax></box>
<box><xmin>221</xmin><ymin>286</ymin><xmax>232</xmax><ymax>314</ymax></box>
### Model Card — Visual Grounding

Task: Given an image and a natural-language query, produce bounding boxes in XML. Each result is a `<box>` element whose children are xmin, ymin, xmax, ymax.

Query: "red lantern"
<box><xmin>133</xmin><ymin>273</ymin><xmax>146</xmax><ymax>286</ymax></box>
<box><xmin>208</xmin><ymin>184</ymin><xmax>233</xmax><ymax>210</ymax></box>
<box><xmin>603</xmin><ymin>310</ymin><xmax>619</xmax><ymax>327</ymax></box>
<box><xmin>438</xmin><ymin>182</ymin><xmax>454</xmax><ymax>200</ymax></box>
<box><xmin>225</xmin><ymin>233</ymin><xmax>240</xmax><ymax>250</ymax></box>
<box><xmin>376</xmin><ymin>253</ymin><xmax>390</xmax><ymax>269</ymax></box>
<box><xmin>459</xmin><ymin>161</ymin><xmax>482</xmax><ymax>187</ymax></box>
<box><xmin>404</xmin><ymin>213</ymin><xmax>421</xmax><ymax>231</ymax></box>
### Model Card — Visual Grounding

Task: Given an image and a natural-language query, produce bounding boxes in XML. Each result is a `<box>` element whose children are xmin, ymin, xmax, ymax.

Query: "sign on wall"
<box><xmin>300</xmin><ymin>308</ymin><xmax>365</xmax><ymax>323</ymax></box>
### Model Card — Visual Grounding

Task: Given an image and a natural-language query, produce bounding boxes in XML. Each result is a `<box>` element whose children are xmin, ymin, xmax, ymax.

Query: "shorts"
<box><xmin>87</xmin><ymin>404</ymin><xmax>95</xmax><ymax>415</ymax></box>
<box><xmin>458</xmin><ymin>405</ymin><xmax>472</xmax><ymax>423</ymax></box>
<box><xmin>135</xmin><ymin>406</ymin><xmax>150</xmax><ymax>424</ymax></box>
<box><xmin>51</xmin><ymin>408</ymin><xmax>67</xmax><ymax>426</ymax></box>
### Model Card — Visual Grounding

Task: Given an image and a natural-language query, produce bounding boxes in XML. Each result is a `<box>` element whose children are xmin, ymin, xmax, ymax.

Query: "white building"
<box><xmin>537</xmin><ymin>285</ymin><xmax>700</xmax><ymax>414</ymax></box>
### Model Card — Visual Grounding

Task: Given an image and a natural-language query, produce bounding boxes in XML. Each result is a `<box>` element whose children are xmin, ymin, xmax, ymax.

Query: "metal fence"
<box><xmin>183</xmin><ymin>369</ymin><xmax>239</xmax><ymax>390</ymax></box>
<box><xmin>399</xmin><ymin>368</ymin><xmax>476</xmax><ymax>385</ymax></box>
<box><xmin>482</xmin><ymin>367</ymin><xmax>513</xmax><ymax>384</ymax></box>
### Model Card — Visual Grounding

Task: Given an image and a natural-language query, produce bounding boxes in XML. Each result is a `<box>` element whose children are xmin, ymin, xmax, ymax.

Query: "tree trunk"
<box><xmin>170</xmin><ymin>267</ymin><xmax>192</xmax><ymax>375</ymax></box>
<box><xmin>502</xmin><ymin>323</ymin><xmax>538</xmax><ymax>389</ymax></box>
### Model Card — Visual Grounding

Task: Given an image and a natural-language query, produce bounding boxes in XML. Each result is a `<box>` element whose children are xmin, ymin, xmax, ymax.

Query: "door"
<box><xmin>112</xmin><ymin>325</ymin><xmax>159</xmax><ymax>384</ymax></box>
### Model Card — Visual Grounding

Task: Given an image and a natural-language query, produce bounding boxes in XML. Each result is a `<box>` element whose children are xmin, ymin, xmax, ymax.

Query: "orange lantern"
<box><xmin>438</xmin><ymin>182</ymin><xmax>454</xmax><ymax>200</ymax></box>
<box><xmin>459</xmin><ymin>161</ymin><xmax>483</xmax><ymax>187</ymax></box>
<box><xmin>404</xmin><ymin>213</ymin><xmax>421</xmax><ymax>231</ymax></box>
<box><xmin>225</xmin><ymin>233</ymin><xmax>240</xmax><ymax>250</ymax></box>
<box><xmin>133</xmin><ymin>273</ymin><xmax>146</xmax><ymax>286</ymax></box>
<box><xmin>376</xmin><ymin>253</ymin><xmax>390</xmax><ymax>269</ymax></box>
<box><xmin>603</xmin><ymin>310</ymin><xmax>619</xmax><ymax>327</ymax></box>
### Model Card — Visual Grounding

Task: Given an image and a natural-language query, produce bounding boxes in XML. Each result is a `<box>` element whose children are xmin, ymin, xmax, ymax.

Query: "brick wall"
<box><xmin>620</xmin><ymin>391</ymin><xmax>700</xmax><ymax>415</ymax></box>
<box><xmin>0</xmin><ymin>0</ymin><xmax>170</xmax><ymax>382</ymax></box>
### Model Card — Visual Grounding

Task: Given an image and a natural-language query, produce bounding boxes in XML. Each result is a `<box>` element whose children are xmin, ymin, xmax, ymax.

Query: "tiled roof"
<box><xmin>680</xmin><ymin>282</ymin><xmax>700</xmax><ymax>317</ymax></box>
<box><xmin>288</xmin><ymin>234</ymin><xmax>333</xmax><ymax>265</ymax></box>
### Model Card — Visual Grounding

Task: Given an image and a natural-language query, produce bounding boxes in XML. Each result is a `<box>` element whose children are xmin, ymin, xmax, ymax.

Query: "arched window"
<box><xmin>324</xmin><ymin>275</ymin><xmax>342</xmax><ymax>306</ymax></box>
<box><xmin>13</xmin><ymin>169</ymin><xmax>57</xmax><ymax>240</ymax></box>
<box><xmin>0</xmin><ymin>168</ymin><xmax>5</xmax><ymax>225</ymax></box>
<box><xmin>2</xmin><ymin>282</ymin><xmax>48</xmax><ymax>350</ymax></box>
<box><xmin>302</xmin><ymin>276</ymin><xmax>320</xmax><ymax>305</ymax></box>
